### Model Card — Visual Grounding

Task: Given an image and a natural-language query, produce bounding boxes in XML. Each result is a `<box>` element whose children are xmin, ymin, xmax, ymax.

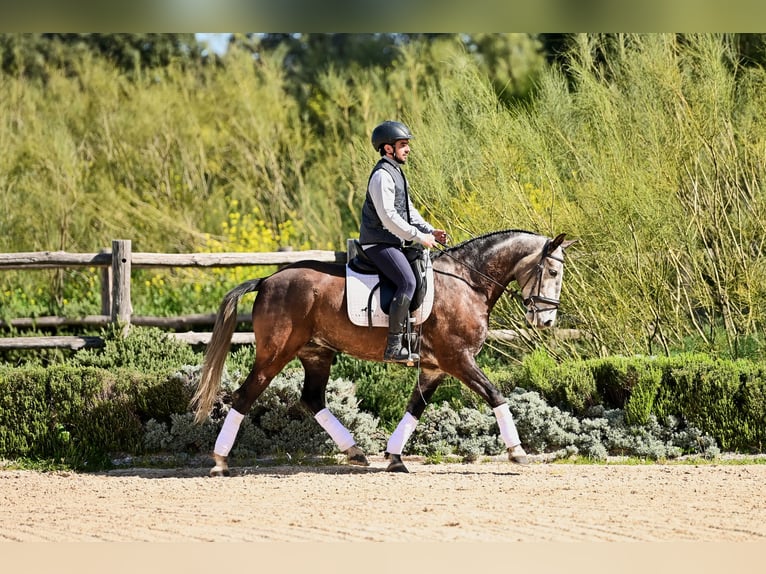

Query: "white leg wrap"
<box><xmin>386</xmin><ymin>411</ymin><xmax>419</xmax><ymax>455</ymax></box>
<box><xmin>214</xmin><ymin>408</ymin><xmax>245</xmax><ymax>457</ymax></box>
<box><xmin>493</xmin><ymin>403</ymin><xmax>521</xmax><ymax>448</ymax></box>
<box><xmin>314</xmin><ymin>408</ymin><xmax>356</xmax><ymax>452</ymax></box>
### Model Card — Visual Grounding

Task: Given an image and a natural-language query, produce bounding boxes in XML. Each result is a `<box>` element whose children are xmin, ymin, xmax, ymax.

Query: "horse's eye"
<box><xmin>548</xmin><ymin>269</ymin><xmax>558</xmax><ymax>277</ymax></box>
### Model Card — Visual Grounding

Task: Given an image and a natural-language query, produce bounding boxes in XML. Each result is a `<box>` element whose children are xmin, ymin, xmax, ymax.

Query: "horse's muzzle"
<box><xmin>525</xmin><ymin>307</ymin><xmax>558</xmax><ymax>329</ymax></box>
<box><xmin>523</xmin><ymin>293</ymin><xmax>560</xmax><ymax>329</ymax></box>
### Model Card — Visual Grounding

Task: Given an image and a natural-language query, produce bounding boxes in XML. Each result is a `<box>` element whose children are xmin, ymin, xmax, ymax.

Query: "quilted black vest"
<box><xmin>359</xmin><ymin>157</ymin><xmax>410</xmax><ymax>245</ymax></box>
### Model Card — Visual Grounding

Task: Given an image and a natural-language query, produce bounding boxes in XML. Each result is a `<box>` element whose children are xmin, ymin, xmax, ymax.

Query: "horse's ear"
<box><xmin>550</xmin><ymin>233</ymin><xmax>577</xmax><ymax>250</ymax></box>
<box><xmin>549</xmin><ymin>233</ymin><xmax>566</xmax><ymax>249</ymax></box>
<box><xmin>562</xmin><ymin>238</ymin><xmax>577</xmax><ymax>249</ymax></box>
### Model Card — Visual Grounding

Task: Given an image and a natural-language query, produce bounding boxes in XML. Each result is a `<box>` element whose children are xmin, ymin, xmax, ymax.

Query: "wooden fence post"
<box><xmin>99</xmin><ymin>247</ymin><xmax>112</xmax><ymax>316</ymax></box>
<box><xmin>111</xmin><ymin>239</ymin><xmax>132</xmax><ymax>331</ymax></box>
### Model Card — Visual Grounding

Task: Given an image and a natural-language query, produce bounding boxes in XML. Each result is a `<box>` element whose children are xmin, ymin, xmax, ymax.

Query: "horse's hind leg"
<box><xmin>208</xmin><ymin>364</ymin><xmax>269</xmax><ymax>477</ymax></box>
<box><xmin>298</xmin><ymin>345</ymin><xmax>369</xmax><ymax>466</ymax></box>
<box><xmin>385</xmin><ymin>369</ymin><xmax>447</xmax><ymax>473</ymax></box>
<box><xmin>210</xmin><ymin>348</ymin><xmax>296</xmax><ymax>477</ymax></box>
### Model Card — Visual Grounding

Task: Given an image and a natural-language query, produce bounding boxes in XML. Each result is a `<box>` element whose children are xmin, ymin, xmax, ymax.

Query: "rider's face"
<box><xmin>387</xmin><ymin>139</ymin><xmax>410</xmax><ymax>163</ymax></box>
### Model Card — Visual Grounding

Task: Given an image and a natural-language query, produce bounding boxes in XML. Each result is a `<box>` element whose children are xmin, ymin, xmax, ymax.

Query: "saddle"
<box><xmin>345</xmin><ymin>239</ymin><xmax>435</xmax><ymax>328</ymax></box>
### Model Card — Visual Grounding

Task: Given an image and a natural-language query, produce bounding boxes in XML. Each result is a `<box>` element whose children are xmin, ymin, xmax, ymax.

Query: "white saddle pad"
<box><xmin>345</xmin><ymin>257</ymin><xmax>434</xmax><ymax>328</ymax></box>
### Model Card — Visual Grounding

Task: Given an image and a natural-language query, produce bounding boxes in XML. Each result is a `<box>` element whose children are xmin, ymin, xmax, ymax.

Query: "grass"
<box><xmin>0</xmin><ymin>457</ymin><xmax>76</xmax><ymax>472</ymax></box>
<box><xmin>549</xmin><ymin>454</ymin><xmax>766</xmax><ymax>466</ymax></box>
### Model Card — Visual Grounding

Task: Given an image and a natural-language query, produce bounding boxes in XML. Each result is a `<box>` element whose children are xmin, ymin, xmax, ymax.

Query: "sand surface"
<box><xmin>2</xmin><ymin>456</ymin><xmax>765</xmax><ymax>542</ymax></box>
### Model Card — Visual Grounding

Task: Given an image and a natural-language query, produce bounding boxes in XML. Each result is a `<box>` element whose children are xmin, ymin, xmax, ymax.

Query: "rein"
<box><xmin>432</xmin><ymin>242</ymin><xmax>519</xmax><ymax>300</ymax></box>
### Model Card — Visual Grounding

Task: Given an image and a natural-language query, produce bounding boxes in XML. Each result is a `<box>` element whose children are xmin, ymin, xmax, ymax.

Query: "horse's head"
<box><xmin>519</xmin><ymin>233</ymin><xmax>575</xmax><ymax>328</ymax></box>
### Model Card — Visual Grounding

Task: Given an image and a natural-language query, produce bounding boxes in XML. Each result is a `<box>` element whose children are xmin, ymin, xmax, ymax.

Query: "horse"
<box><xmin>191</xmin><ymin>229</ymin><xmax>575</xmax><ymax>474</ymax></box>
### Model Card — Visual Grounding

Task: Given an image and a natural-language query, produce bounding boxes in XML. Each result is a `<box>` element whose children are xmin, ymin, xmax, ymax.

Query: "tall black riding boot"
<box><xmin>383</xmin><ymin>295</ymin><xmax>419</xmax><ymax>364</ymax></box>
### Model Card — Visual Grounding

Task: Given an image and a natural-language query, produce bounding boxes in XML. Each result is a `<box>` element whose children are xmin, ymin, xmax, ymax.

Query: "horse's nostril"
<box><xmin>543</xmin><ymin>319</ymin><xmax>554</xmax><ymax>328</ymax></box>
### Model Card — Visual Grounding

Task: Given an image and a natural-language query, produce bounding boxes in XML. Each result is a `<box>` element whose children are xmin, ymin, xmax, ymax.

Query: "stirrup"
<box><xmin>383</xmin><ymin>347</ymin><xmax>419</xmax><ymax>364</ymax></box>
<box><xmin>383</xmin><ymin>335</ymin><xmax>419</xmax><ymax>364</ymax></box>
<box><xmin>406</xmin><ymin>329</ymin><xmax>420</xmax><ymax>357</ymax></box>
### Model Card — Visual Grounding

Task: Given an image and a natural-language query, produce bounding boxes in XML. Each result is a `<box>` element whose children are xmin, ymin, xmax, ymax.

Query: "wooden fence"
<box><xmin>1</xmin><ymin>239</ymin><xmax>580</xmax><ymax>350</ymax></box>
<box><xmin>0</xmin><ymin>239</ymin><xmax>345</xmax><ymax>350</ymax></box>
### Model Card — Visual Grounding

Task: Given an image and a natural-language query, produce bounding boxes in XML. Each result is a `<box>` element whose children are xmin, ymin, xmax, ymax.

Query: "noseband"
<box><xmin>521</xmin><ymin>240</ymin><xmax>564</xmax><ymax>315</ymax></box>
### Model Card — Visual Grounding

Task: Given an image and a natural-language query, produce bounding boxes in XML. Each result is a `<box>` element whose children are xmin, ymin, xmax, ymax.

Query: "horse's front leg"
<box><xmin>451</xmin><ymin>356</ymin><xmax>529</xmax><ymax>465</ymax></box>
<box><xmin>385</xmin><ymin>369</ymin><xmax>447</xmax><ymax>473</ymax></box>
<box><xmin>494</xmin><ymin>403</ymin><xmax>529</xmax><ymax>465</ymax></box>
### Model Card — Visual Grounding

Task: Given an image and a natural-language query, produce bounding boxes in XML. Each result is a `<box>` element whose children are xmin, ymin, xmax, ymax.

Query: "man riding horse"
<box><xmin>192</xmin><ymin>121</ymin><xmax>575</xmax><ymax>476</ymax></box>
<box><xmin>359</xmin><ymin>121</ymin><xmax>448</xmax><ymax>363</ymax></box>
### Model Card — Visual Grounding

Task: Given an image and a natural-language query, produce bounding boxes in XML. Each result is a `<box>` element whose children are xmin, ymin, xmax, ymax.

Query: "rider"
<box><xmin>359</xmin><ymin>120</ymin><xmax>448</xmax><ymax>363</ymax></box>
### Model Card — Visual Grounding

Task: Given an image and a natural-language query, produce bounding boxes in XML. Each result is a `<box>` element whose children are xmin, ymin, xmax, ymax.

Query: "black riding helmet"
<box><xmin>371</xmin><ymin>121</ymin><xmax>414</xmax><ymax>153</ymax></box>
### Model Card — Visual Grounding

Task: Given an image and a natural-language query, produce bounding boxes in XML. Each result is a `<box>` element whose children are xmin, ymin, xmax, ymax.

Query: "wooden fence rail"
<box><xmin>0</xmin><ymin>248</ymin><xmax>349</xmax><ymax>269</ymax></box>
<box><xmin>1</xmin><ymin>239</ymin><xmax>345</xmax><ymax>350</ymax></box>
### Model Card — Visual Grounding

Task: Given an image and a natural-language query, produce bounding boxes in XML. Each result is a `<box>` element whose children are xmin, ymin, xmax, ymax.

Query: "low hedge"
<box><xmin>0</xmin><ymin>365</ymin><xmax>189</xmax><ymax>469</ymax></box>
<box><xmin>508</xmin><ymin>351</ymin><xmax>766</xmax><ymax>452</ymax></box>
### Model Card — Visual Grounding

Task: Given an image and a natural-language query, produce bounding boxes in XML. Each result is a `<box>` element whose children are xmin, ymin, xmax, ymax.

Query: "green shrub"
<box><xmin>502</xmin><ymin>349</ymin><xmax>598</xmax><ymax>414</ymax></box>
<box><xmin>654</xmin><ymin>354</ymin><xmax>758</xmax><ymax>451</ymax></box>
<box><xmin>402</xmin><ymin>386</ymin><xmax>720</xmax><ymax>462</ymax></box>
<box><xmin>0</xmin><ymin>366</ymin><xmax>49</xmax><ymax>456</ymax></box>
<box><xmin>70</xmin><ymin>325</ymin><xmax>200</xmax><ymax>373</ymax></box>
<box><xmin>3</xmin><ymin>343</ymin><xmax>765</xmax><ymax>470</ymax></box>
<box><xmin>547</xmin><ymin>360</ymin><xmax>599</xmax><ymax>415</ymax></box>
<box><xmin>732</xmin><ymin>363</ymin><xmax>766</xmax><ymax>452</ymax></box>
<box><xmin>514</xmin><ymin>347</ymin><xmax>558</xmax><ymax>396</ymax></box>
<box><xmin>0</xmin><ymin>364</ymin><xmax>188</xmax><ymax>469</ymax></box>
<box><xmin>590</xmin><ymin>356</ymin><xmax>663</xmax><ymax>424</ymax></box>
<box><xmin>623</xmin><ymin>366</ymin><xmax>662</xmax><ymax>426</ymax></box>
<box><xmin>508</xmin><ymin>388</ymin><xmax>719</xmax><ymax>460</ymax></box>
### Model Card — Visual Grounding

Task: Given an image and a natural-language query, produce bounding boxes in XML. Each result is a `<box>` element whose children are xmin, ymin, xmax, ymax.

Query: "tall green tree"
<box><xmin>0</xmin><ymin>33</ymin><xmax>206</xmax><ymax>81</ymax></box>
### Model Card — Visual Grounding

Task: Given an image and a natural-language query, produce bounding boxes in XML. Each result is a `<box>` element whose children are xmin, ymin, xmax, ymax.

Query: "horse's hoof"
<box><xmin>210</xmin><ymin>466</ymin><xmax>231</xmax><ymax>477</ymax></box>
<box><xmin>345</xmin><ymin>445</ymin><xmax>370</xmax><ymax>466</ymax></box>
<box><xmin>385</xmin><ymin>454</ymin><xmax>409</xmax><ymax>473</ymax></box>
<box><xmin>508</xmin><ymin>445</ymin><xmax>530</xmax><ymax>465</ymax></box>
<box><xmin>210</xmin><ymin>453</ymin><xmax>231</xmax><ymax>476</ymax></box>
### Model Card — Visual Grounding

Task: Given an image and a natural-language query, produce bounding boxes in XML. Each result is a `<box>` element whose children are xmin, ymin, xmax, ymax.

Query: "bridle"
<box><xmin>433</xmin><ymin>237</ymin><xmax>564</xmax><ymax>314</ymax></box>
<box><xmin>520</xmin><ymin>239</ymin><xmax>564</xmax><ymax>316</ymax></box>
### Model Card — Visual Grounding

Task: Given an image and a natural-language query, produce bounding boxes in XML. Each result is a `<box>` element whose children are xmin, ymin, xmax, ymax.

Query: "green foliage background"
<box><xmin>2</xmin><ymin>33</ymin><xmax>766</xmax><ymax>360</ymax></box>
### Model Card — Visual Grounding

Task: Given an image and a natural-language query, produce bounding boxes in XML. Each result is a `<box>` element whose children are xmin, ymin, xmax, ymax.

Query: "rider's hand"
<box><xmin>421</xmin><ymin>234</ymin><xmax>437</xmax><ymax>248</ymax></box>
<box><xmin>432</xmin><ymin>229</ymin><xmax>448</xmax><ymax>245</ymax></box>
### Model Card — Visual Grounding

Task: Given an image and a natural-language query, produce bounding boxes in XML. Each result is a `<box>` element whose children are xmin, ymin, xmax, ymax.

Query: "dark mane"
<box><xmin>431</xmin><ymin>229</ymin><xmax>543</xmax><ymax>259</ymax></box>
